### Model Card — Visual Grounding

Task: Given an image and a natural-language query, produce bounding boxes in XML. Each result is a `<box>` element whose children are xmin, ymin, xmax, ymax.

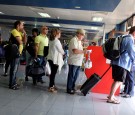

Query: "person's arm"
<box><xmin>15</xmin><ymin>36</ymin><xmax>23</xmax><ymax>54</ymax></box>
<box><xmin>72</xmin><ymin>49</ymin><xmax>84</xmax><ymax>54</ymax></box>
<box><xmin>34</xmin><ymin>36</ymin><xmax>40</xmax><ymax>58</ymax></box>
<box><xmin>70</xmin><ymin>39</ymin><xmax>84</xmax><ymax>54</ymax></box>
<box><xmin>126</xmin><ymin>38</ymin><xmax>135</xmax><ymax>61</ymax></box>
<box><xmin>56</xmin><ymin>40</ymin><xmax>65</xmax><ymax>55</ymax></box>
<box><xmin>35</xmin><ymin>43</ymin><xmax>39</xmax><ymax>58</ymax></box>
<box><xmin>22</xmin><ymin>29</ymin><xmax>27</xmax><ymax>45</ymax></box>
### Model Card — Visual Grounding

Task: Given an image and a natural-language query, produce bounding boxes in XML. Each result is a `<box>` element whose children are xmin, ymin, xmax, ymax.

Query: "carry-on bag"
<box><xmin>80</xmin><ymin>65</ymin><xmax>111</xmax><ymax>96</ymax></box>
<box><xmin>26</xmin><ymin>59</ymin><xmax>45</xmax><ymax>77</ymax></box>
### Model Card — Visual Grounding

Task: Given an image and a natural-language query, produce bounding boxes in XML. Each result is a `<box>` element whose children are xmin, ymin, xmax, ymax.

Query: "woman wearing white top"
<box><xmin>47</xmin><ymin>28</ymin><xmax>64</xmax><ymax>93</ymax></box>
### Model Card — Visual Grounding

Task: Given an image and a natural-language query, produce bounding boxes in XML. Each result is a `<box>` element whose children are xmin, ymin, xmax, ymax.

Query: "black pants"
<box><xmin>5</xmin><ymin>58</ymin><xmax>10</xmax><ymax>74</ymax></box>
<box><xmin>48</xmin><ymin>60</ymin><xmax>58</xmax><ymax>87</ymax></box>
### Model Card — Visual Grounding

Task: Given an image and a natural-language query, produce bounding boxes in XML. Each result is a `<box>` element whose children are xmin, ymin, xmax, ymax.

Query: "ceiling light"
<box><xmin>75</xmin><ymin>6</ymin><xmax>81</xmax><ymax>9</ymax></box>
<box><xmin>91</xmin><ymin>27</ymin><xmax>98</xmax><ymax>30</ymax></box>
<box><xmin>38</xmin><ymin>12</ymin><xmax>51</xmax><ymax>18</ymax></box>
<box><xmin>92</xmin><ymin>17</ymin><xmax>103</xmax><ymax>22</ymax></box>
<box><xmin>0</xmin><ymin>12</ymin><xmax>4</xmax><ymax>14</ymax></box>
<box><xmin>52</xmin><ymin>24</ymin><xmax>60</xmax><ymax>27</ymax></box>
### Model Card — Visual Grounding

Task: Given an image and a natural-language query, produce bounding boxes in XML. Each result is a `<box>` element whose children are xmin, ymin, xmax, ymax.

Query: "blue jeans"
<box><xmin>9</xmin><ymin>57</ymin><xmax>20</xmax><ymax>87</ymax></box>
<box><xmin>67</xmin><ymin>65</ymin><xmax>80</xmax><ymax>91</ymax></box>
<box><xmin>37</xmin><ymin>55</ymin><xmax>46</xmax><ymax>81</ymax></box>
<box><xmin>37</xmin><ymin>55</ymin><xmax>46</xmax><ymax>66</ymax></box>
<box><xmin>124</xmin><ymin>71</ymin><xmax>134</xmax><ymax>96</ymax></box>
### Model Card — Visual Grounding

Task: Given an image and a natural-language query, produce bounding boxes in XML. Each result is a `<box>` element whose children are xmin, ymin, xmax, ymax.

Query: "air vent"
<box><xmin>29</xmin><ymin>7</ymin><xmax>45</xmax><ymax>11</ymax></box>
<box><xmin>92</xmin><ymin>11</ymin><xmax>109</xmax><ymax>16</ymax></box>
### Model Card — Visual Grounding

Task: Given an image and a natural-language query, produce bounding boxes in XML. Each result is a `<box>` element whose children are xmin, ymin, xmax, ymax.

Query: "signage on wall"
<box><xmin>126</xmin><ymin>17</ymin><xmax>133</xmax><ymax>31</ymax></box>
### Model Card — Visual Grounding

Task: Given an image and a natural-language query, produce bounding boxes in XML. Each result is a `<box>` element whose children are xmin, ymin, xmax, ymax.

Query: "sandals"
<box><xmin>107</xmin><ymin>99</ymin><xmax>120</xmax><ymax>104</ymax></box>
<box><xmin>107</xmin><ymin>96</ymin><xmax>118</xmax><ymax>101</ymax></box>
<box><xmin>48</xmin><ymin>87</ymin><xmax>57</xmax><ymax>93</ymax></box>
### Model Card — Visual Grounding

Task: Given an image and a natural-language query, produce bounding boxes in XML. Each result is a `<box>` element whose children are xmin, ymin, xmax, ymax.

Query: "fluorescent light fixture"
<box><xmin>0</xmin><ymin>12</ymin><xmax>4</xmax><ymax>14</ymax></box>
<box><xmin>75</xmin><ymin>6</ymin><xmax>81</xmax><ymax>9</ymax></box>
<box><xmin>127</xmin><ymin>26</ymin><xmax>131</xmax><ymax>30</ymax></box>
<box><xmin>38</xmin><ymin>12</ymin><xmax>51</xmax><ymax>18</ymax></box>
<box><xmin>52</xmin><ymin>24</ymin><xmax>60</xmax><ymax>27</ymax></box>
<box><xmin>92</xmin><ymin>17</ymin><xmax>103</xmax><ymax>22</ymax></box>
<box><xmin>91</xmin><ymin>26</ymin><xmax>98</xmax><ymax>30</ymax></box>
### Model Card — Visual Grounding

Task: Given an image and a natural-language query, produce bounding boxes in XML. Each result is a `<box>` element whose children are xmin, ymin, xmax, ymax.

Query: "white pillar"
<box><xmin>102</xmin><ymin>24</ymin><xmax>106</xmax><ymax>44</ymax></box>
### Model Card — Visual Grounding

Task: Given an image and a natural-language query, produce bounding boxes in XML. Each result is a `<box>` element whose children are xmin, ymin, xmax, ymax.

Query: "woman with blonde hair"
<box><xmin>47</xmin><ymin>28</ymin><xmax>64</xmax><ymax>93</ymax></box>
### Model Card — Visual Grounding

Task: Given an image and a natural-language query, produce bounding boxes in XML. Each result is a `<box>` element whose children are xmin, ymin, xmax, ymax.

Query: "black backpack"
<box><xmin>102</xmin><ymin>36</ymin><xmax>124</xmax><ymax>60</ymax></box>
<box><xmin>5</xmin><ymin>43</ymin><xmax>20</xmax><ymax>59</ymax></box>
<box><xmin>4</xmin><ymin>33</ymin><xmax>20</xmax><ymax>60</ymax></box>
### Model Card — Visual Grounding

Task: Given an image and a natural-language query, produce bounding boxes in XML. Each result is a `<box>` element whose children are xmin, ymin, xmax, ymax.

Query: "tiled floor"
<box><xmin>0</xmin><ymin>64</ymin><xmax>135</xmax><ymax>115</ymax></box>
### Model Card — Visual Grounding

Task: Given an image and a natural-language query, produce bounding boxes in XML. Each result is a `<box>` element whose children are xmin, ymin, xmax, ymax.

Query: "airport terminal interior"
<box><xmin>0</xmin><ymin>0</ymin><xmax>135</xmax><ymax>115</ymax></box>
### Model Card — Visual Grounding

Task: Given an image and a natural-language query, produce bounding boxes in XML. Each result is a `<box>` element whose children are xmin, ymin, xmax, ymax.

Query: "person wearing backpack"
<box><xmin>107</xmin><ymin>26</ymin><xmax>135</xmax><ymax>104</ymax></box>
<box><xmin>25</xmin><ymin>28</ymin><xmax>39</xmax><ymax>81</ymax></box>
<box><xmin>8</xmin><ymin>20</ymin><xmax>27</xmax><ymax>90</ymax></box>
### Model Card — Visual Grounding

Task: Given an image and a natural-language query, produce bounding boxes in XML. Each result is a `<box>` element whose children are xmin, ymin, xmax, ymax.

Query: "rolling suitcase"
<box><xmin>80</xmin><ymin>66</ymin><xmax>111</xmax><ymax>96</ymax></box>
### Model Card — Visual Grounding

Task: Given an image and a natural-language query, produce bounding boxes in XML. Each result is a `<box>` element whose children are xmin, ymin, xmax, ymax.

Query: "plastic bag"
<box><xmin>63</xmin><ymin>63</ymin><xmax>69</xmax><ymax>74</ymax></box>
<box><xmin>76</xmin><ymin>70</ymin><xmax>87</xmax><ymax>86</ymax></box>
<box><xmin>45</xmin><ymin>61</ymin><xmax>51</xmax><ymax>76</ymax></box>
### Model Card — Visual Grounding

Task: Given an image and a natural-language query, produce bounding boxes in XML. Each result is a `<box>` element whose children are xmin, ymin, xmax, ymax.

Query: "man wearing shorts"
<box><xmin>107</xmin><ymin>26</ymin><xmax>135</xmax><ymax>104</ymax></box>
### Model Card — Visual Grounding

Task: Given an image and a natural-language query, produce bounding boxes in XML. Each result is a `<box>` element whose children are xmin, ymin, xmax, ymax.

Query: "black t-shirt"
<box><xmin>26</xmin><ymin>36</ymin><xmax>35</xmax><ymax>57</ymax></box>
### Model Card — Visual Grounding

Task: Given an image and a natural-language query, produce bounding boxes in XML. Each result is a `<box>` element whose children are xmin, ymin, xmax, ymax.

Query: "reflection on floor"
<box><xmin>0</xmin><ymin>65</ymin><xmax>135</xmax><ymax>115</ymax></box>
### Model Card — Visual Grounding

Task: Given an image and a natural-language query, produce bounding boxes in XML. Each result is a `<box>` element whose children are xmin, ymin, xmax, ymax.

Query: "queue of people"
<box><xmin>0</xmin><ymin>20</ymin><xmax>135</xmax><ymax>105</ymax></box>
<box><xmin>0</xmin><ymin>20</ymin><xmax>85</xmax><ymax>95</ymax></box>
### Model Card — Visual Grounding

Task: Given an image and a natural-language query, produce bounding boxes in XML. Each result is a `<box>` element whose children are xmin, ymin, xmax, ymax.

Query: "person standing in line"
<box><xmin>25</xmin><ymin>28</ymin><xmax>39</xmax><ymax>81</ymax></box>
<box><xmin>35</xmin><ymin>26</ymin><xmax>49</xmax><ymax>83</ymax></box>
<box><xmin>47</xmin><ymin>28</ymin><xmax>64</xmax><ymax>93</ymax></box>
<box><xmin>107</xmin><ymin>26</ymin><xmax>135</xmax><ymax>104</ymax></box>
<box><xmin>120</xmin><ymin>64</ymin><xmax>135</xmax><ymax>98</ymax></box>
<box><xmin>67</xmin><ymin>29</ymin><xmax>86</xmax><ymax>94</ymax></box>
<box><xmin>8</xmin><ymin>20</ymin><xmax>27</xmax><ymax>90</ymax></box>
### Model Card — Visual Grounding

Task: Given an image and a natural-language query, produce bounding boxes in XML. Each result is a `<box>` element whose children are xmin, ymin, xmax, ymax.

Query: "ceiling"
<box><xmin>0</xmin><ymin>0</ymin><xmax>135</xmax><ymax>41</ymax></box>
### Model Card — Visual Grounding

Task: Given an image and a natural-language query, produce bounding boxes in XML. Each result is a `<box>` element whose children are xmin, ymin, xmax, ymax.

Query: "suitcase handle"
<box><xmin>100</xmin><ymin>65</ymin><xmax>111</xmax><ymax>79</ymax></box>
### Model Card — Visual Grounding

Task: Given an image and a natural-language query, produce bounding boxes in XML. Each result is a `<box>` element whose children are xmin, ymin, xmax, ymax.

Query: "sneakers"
<box><xmin>122</xmin><ymin>94</ymin><xmax>132</xmax><ymax>98</ymax></box>
<box><xmin>9</xmin><ymin>84</ymin><xmax>19</xmax><ymax>90</ymax></box>
<box><xmin>67</xmin><ymin>90</ymin><xmax>75</xmax><ymax>95</ymax></box>
<box><xmin>48</xmin><ymin>86</ymin><xmax>57</xmax><ymax>93</ymax></box>
<box><xmin>3</xmin><ymin>73</ymin><xmax>8</xmax><ymax>76</ymax></box>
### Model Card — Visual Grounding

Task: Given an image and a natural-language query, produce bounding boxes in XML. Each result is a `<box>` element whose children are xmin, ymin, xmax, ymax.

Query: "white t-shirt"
<box><xmin>68</xmin><ymin>36</ymin><xmax>84</xmax><ymax>66</ymax></box>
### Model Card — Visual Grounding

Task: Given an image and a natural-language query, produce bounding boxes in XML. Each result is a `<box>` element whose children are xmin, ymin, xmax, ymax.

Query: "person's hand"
<box><xmin>83</xmin><ymin>48</ymin><xmax>87</xmax><ymax>54</ymax></box>
<box><xmin>22</xmin><ymin>29</ymin><xmax>26</xmax><ymax>35</ymax></box>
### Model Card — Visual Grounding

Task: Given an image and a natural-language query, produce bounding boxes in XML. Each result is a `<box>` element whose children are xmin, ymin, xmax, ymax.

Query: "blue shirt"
<box><xmin>112</xmin><ymin>34</ymin><xmax>135</xmax><ymax>71</ymax></box>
